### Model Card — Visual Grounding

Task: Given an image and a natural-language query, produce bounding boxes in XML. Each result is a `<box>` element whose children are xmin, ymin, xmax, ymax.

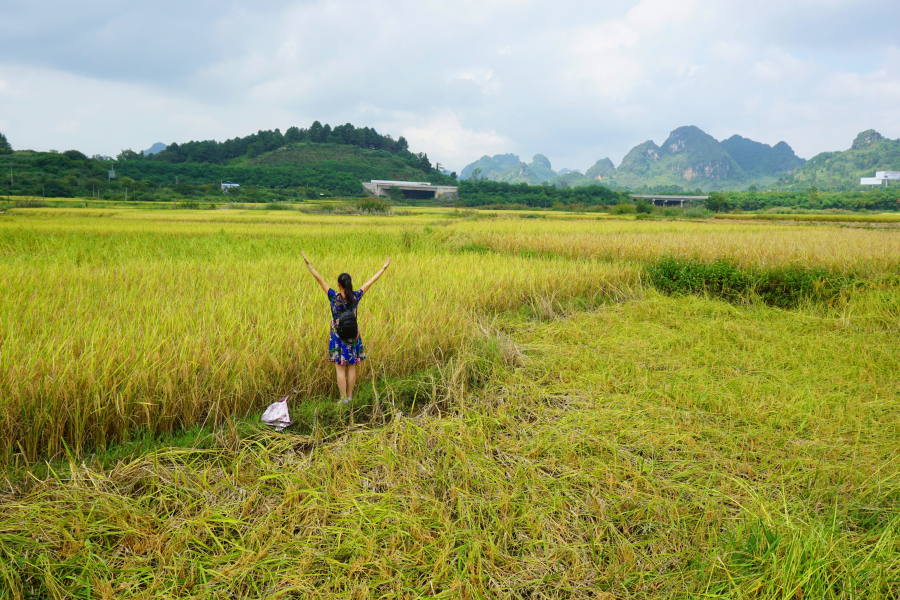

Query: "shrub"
<box><xmin>14</xmin><ymin>199</ymin><xmax>48</xmax><ymax>208</ymax></box>
<box><xmin>704</xmin><ymin>192</ymin><xmax>732</xmax><ymax>213</ymax></box>
<box><xmin>610</xmin><ymin>203</ymin><xmax>636</xmax><ymax>214</ymax></box>
<box><xmin>646</xmin><ymin>256</ymin><xmax>852</xmax><ymax>307</ymax></box>
<box><xmin>683</xmin><ymin>207</ymin><xmax>715</xmax><ymax>219</ymax></box>
<box><xmin>647</xmin><ymin>258</ymin><xmax>749</xmax><ymax>301</ymax></box>
<box><xmin>388</xmin><ymin>187</ymin><xmax>405</xmax><ymax>202</ymax></box>
<box><xmin>354</xmin><ymin>198</ymin><xmax>391</xmax><ymax>213</ymax></box>
<box><xmin>657</xmin><ymin>206</ymin><xmax>682</xmax><ymax>217</ymax></box>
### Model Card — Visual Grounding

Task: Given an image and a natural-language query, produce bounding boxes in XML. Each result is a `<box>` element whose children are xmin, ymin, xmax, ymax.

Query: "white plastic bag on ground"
<box><xmin>261</xmin><ymin>391</ymin><xmax>295</xmax><ymax>431</ymax></box>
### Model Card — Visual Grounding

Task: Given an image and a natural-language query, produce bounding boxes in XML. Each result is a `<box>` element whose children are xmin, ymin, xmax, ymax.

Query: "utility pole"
<box><xmin>0</xmin><ymin>161</ymin><xmax>27</xmax><ymax>207</ymax></box>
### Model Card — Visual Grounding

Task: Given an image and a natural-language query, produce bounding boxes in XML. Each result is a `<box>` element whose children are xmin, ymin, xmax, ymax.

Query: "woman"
<box><xmin>301</xmin><ymin>251</ymin><xmax>391</xmax><ymax>404</ymax></box>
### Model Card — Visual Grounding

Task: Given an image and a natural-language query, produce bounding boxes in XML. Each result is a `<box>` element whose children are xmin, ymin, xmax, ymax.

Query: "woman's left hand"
<box><xmin>383</xmin><ymin>257</ymin><xmax>391</xmax><ymax>270</ymax></box>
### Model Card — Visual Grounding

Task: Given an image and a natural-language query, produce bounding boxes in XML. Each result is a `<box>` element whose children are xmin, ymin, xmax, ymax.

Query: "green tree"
<box><xmin>308</xmin><ymin>121</ymin><xmax>325</xmax><ymax>143</ymax></box>
<box><xmin>285</xmin><ymin>126</ymin><xmax>302</xmax><ymax>143</ymax></box>
<box><xmin>246</xmin><ymin>142</ymin><xmax>264</xmax><ymax>158</ymax></box>
<box><xmin>116</xmin><ymin>148</ymin><xmax>142</xmax><ymax>161</ymax></box>
<box><xmin>704</xmin><ymin>192</ymin><xmax>732</xmax><ymax>212</ymax></box>
<box><xmin>63</xmin><ymin>149</ymin><xmax>88</xmax><ymax>161</ymax></box>
<box><xmin>0</xmin><ymin>132</ymin><xmax>12</xmax><ymax>154</ymax></box>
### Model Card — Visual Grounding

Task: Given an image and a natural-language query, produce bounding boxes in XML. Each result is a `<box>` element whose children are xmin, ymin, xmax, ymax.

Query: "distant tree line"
<box><xmin>704</xmin><ymin>187</ymin><xmax>900</xmax><ymax>212</ymax></box>
<box><xmin>116</xmin><ymin>121</ymin><xmax>442</xmax><ymax>175</ymax></box>
<box><xmin>456</xmin><ymin>179</ymin><xmax>900</xmax><ymax>213</ymax></box>
<box><xmin>456</xmin><ymin>180</ymin><xmax>625</xmax><ymax>208</ymax></box>
<box><xmin>629</xmin><ymin>184</ymin><xmax>706</xmax><ymax>196</ymax></box>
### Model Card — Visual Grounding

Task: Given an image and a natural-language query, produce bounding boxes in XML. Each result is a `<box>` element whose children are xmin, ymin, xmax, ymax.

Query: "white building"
<box><xmin>860</xmin><ymin>171</ymin><xmax>900</xmax><ymax>186</ymax></box>
<box><xmin>221</xmin><ymin>181</ymin><xmax>240</xmax><ymax>191</ymax></box>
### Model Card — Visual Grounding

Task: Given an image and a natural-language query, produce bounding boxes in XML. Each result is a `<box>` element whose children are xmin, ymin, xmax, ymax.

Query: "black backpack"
<box><xmin>335</xmin><ymin>295</ymin><xmax>358</xmax><ymax>342</ymax></box>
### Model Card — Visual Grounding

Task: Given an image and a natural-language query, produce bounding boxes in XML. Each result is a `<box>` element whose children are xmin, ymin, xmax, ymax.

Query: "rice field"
<box><xmin>435</xmin><ymin>217</ymin><xmax>900</xmax><ymax>275</ymax></box>
<box><xmin>1</xmin><ymin>206</ymin><xmax>899</xmax><ymax>598</ymax></box>
<box><xmin>715</xmin><ymin>212</ymin><xmax>900</xmax><ymax>224</ymax></box>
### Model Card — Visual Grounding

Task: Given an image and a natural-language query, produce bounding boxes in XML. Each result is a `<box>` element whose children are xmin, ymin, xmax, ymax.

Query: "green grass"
<box><xmin>646</xmin><ymin>256</ymin><xmax>855</xmax><ymax>307</ymax></box>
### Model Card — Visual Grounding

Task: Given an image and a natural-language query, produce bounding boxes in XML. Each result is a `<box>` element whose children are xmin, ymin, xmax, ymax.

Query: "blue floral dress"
<box><xmin>327</xmin><ymin>288</ymin><xmax>366</xmax><ymax>365</ymax></box>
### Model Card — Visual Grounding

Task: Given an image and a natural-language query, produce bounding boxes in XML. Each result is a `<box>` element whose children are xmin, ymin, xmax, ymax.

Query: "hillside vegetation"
<box><xmin>720</xmin><ymin>135</ymin><xmax>804</xmax><ymax>177</ymax></box>
<box><xmin>785</xmin><ymin>129</ymin><xmax>900</xmax><ymax>191</ymax></box>
<box><xmin>0</xmin><ymin>123</ymin><xmax>455</xmax><ymax>201</ymax></box>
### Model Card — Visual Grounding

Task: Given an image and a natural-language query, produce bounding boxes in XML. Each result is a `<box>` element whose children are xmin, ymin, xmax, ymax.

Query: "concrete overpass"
<box><xmin>363</xmin><ymin>180</ymin><xmax>458</xmax><ymax>200</ymax></box>
<box><xmin>630</xmin><ymin>194</ymin><xmax>708</xmax><ymax>207</ymax></box>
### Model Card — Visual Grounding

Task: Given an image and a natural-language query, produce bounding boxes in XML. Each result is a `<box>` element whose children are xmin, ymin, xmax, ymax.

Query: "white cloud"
<box><xmin>0</xmin><ymin>64</ymin><xmax>294</xmax><ymax>154</ymax></box>
<box><xmin>399</xmin><ymin>111</ymin><xmax>512</xmax><ymax>171</ymax></box>
<box><xmin>819</xmin><ymin>49</ymin><xmax>900</xmax><ymax>102</ymax></box>
<box><xmin>752</xmin><ymin>49</ymin><xmax>815</xmax><ymax>84</ymax></box>
<box><xmin>449</xmin><ymin>69</ymin><xmax>501</xmax><ymax>96</ymax></box>
<box><xmin>0</xmin><ymin>0</ymin><xmax>898</xmax><ymax>171</ymax></box>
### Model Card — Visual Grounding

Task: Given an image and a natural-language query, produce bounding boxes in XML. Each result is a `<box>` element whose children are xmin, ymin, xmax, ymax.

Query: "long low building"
<box><xmin>861</xmin><ymin>171</ymin><xmax>900</xmax><ymax>186</ymax></box>
<box><xmin>363</xmin><ymin>180</ymin><xmax>458</xmax><ymax>200</ymax></box>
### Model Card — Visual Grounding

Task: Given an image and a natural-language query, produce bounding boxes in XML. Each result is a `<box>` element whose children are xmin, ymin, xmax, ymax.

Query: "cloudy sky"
<box><xmin>1</xmin><ymin>0</ymin><xmax>898</xmax><ymax>173</ymax></box>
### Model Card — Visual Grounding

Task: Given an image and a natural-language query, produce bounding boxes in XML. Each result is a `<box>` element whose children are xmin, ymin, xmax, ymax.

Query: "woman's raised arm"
<box><xmin>360</xmin><ymin>258</ymin><xmax>391</xmax><ymax>294</ymax></box>
<box><xmin>301</xmin><ymin>251</ymin><xmax>330</xmax><ymax>293</ymax></box>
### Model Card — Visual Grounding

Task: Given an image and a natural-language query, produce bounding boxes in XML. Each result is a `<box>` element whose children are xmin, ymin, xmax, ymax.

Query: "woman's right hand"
<box><xmin>382</xmin><ymin>257</ymin><xmax>391</xmax><ymax>271</ymax></box>
<box><xmin>301</xmin><ymin>251</ymin><xmax>311</xmax><ymax>266</ymax></box>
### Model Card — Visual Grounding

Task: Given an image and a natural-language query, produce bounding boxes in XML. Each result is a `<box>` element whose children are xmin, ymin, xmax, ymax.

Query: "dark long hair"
<box><xmin>337</xmin><ymin>273</ymin><xmax>354</xmax><ymax>309</ymax></box>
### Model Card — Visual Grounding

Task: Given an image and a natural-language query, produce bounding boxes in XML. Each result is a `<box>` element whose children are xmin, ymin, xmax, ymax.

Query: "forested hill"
<box><xmin>0</xmin><ymin>123</ymin><xmax>456</xmax><ymax>200</ymax></box>
<box><xmin>460</xmin><ymin>126</ymin><xmax>807</xmax><ymax>191</ymax></box>
<box><xmin>781</xmin><ymin>130</ymin><xmax>900</xmax><ymax>191</ymax></box>
<box><xmin>127</xmin><ymin>122</ymin><xmax>419</xmax><ymax>165</ymax></box>
<box><xmin>720</xmin><ymin>135</ymin><xmax>805</xmax><ymax>177</ymax></box>
<box><xmin>116</xmin><ymin>121</ymin><xmax>455</xmax><ymax>191</ymax></box>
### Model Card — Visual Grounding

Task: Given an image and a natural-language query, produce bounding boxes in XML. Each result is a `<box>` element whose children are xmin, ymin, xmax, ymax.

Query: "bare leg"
<box><xmin>335</xmin><ymin>363</ymin><xmax>348</xmax><ymax>399</ymax></box>
<box><xmin>347</xmin><ymin>364</ymin><xmax>357</xmax><ymax>399</ymax></box>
